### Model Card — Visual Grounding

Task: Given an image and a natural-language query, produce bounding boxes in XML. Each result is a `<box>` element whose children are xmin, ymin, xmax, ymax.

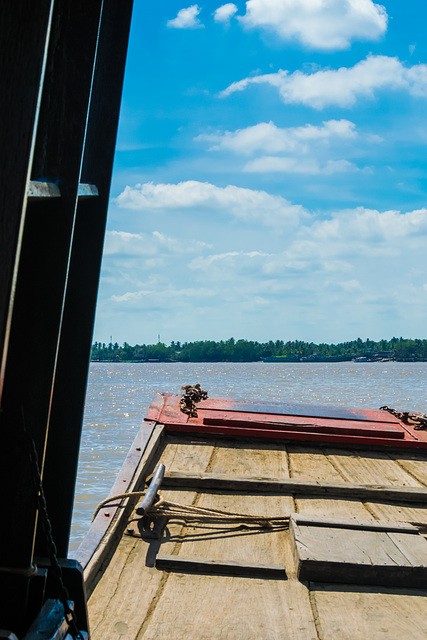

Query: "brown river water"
<box><xmin>69</xmin><ymin>360</ymin><xmax>427</xmax><ymax>552</ymax></box>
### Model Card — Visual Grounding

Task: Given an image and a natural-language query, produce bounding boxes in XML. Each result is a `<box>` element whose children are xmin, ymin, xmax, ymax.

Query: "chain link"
<box><xmin>179</xmin><ymin>383</ymin><xmax>208</xmax><ymax>417</ymax></box>
<box><xmin>21</xmin><ymin>414</ymin><xmax>84</xmax><ymax>640</ymax></box>
<box><xmin>380</xmin><ymin>405</ymin><xmax>427</xmax><ymax>430</ymax></box>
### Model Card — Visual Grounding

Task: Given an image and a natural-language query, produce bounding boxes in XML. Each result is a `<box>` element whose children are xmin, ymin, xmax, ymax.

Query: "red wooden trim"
<box><xmin>202</xmin><ymin>410</ymin><xmax>404</xmax><ymax>439</ymax></box>
<box><xmin>197</xmin><ymin>398</ymin><xmax>398</xmax><ymax>423</ymax></box>
<box><xmin>145</xmin><ymin>392</ymin><xmax>166</xmax><ymax>422</ymax></box>
<box><xmin>151</xmin><ymin>394</ymin><xmax>427</xmax><ymax>449</ymax></box>
<box><xmin>163</xmin><ymin>422</ymin><xmax>427</xmax><ymax>449</ymax></box>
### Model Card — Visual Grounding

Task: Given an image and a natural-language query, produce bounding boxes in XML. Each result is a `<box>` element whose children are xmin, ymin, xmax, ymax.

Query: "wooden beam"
<box><xmin>291</xmin><ymin>513</ymin><xmax>418</xmax><ymax>533</ymax></box>
<box><xmin>42</xmin><ymin>0</ymin><xmax>134</xmax><ymax>557</ymax></box>
<box><xmin>155</xmin><ymin>554</ymin><xmax>287</xmax><ymax>579</ymax></box>
<box><xmin>78</xmin><ymin>424</ymin><xmax>165</xmax><ymax>598</ymax></box>
<box><xmin>161</xmin><ymin>471</ymin><xmax>427</xmax><ymax>503</ymax></box>
<box><xmin>289</xmin><ymin>515</ymin><xmax>427</xmax><ymax>588</ymax></box>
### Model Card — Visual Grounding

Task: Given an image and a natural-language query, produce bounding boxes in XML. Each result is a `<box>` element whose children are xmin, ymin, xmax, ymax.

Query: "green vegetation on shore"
<box><xmin>91</xmin><ymin>337</ymin><xmax>427</xmax><ymax>363</ymax></box>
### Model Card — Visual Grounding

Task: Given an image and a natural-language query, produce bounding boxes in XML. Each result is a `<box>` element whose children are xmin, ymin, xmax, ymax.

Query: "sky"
<box><xmin>93</xmin><ymin>0</ymin><xmax>427</xmax><ymax>346</ymax></box>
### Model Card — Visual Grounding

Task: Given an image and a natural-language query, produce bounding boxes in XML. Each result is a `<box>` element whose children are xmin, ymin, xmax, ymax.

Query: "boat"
<box><xmin>261</xmin><ymin>355</ymin><xmax>354</xmax><ymax>362</ymax></box>
<box><xmin>260</xmin><ymin>355</ymin><xmax>303</xmax><ymax>362</ymax></box>
<box><xmin>299</xmin><ymin>354</ymin><xmax>354</xmax><ymax>362</ymax></box>
<box><xmin>75</xmin><ymin>389</ymin><xmax>427</xmax><ymax>639</ymax></box>
<box><xmin>1</xmin><ymin>1</ymin><xmax>134</xmax><ymax>637</ymax></box>
<box><xmin>3</xmin><ymin>4</ymin><xmax>427</xmax><ymax>639</ymax></box>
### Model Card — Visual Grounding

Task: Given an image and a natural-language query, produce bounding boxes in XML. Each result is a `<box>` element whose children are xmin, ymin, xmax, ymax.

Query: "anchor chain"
<box><xmin>380</xmin><ymin>405</ymin><xmax>427</xmax><ymax>430</ymax></box>
<box><xmin>179</xmin><ymin>383</ymin><xmax>208</xmax><ymax>417</ymax></box>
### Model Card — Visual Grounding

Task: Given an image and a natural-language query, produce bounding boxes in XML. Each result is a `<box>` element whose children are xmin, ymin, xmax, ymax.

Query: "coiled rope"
<box><xmin>92</xmin><ymin>490</ymin><xmax>427</xmax><ymax>535</ymax></box>
<box><xmin>145</xmin><ymin>497</ymin><xmax>289</xmax><ymax>528</ymax></box>
<box><xmin>92</xmin><ymin>490</ymin><xmax>288</xmax><ymax>528</ymax></box>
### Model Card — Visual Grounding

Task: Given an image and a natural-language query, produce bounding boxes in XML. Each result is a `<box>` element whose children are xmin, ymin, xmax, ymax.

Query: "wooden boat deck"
<box><xmin>81</xmin><ymin>426</ymin><xmax>427</xmax><ymax>639</ymax></box>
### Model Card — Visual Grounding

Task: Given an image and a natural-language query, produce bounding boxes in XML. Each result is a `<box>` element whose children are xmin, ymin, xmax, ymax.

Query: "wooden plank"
<box><xmin>139</xmin><ymin>441</ymin><xmax>318</xmax><ymax>640</ymax></box>
<box><xmin>325</xmin><ymin>447</ymin><xmax>427</xmax><ymax>525</ymax></box>
<box><xmin>155</xmin><ymin>554</ymin><xmax>287</xmax><ymax>578</ymax></box>
<box><xmin>163</xmin><ymin>442</ymin><xmax>294</xmax><ymax>569</ymax></box>
<box><xmin>388</xmin><ymin>531</ymin><xmax>427</xmax><ymax>566</ymax></box>
<box><xmin>165</xmin><ymin>422</ymin><xmax>424</xmax><ymax>448</ymax></box>
<box><xmin>391</xmin><ymin>452</ymin><xmax>427</xmax><ymax>486</ymax></box>
<box><xmin>199</xmin><ymin>398</ymin><xmax>397</xmax><ymax>423</ymax></box>
<box><xmin>145</xmin><ymin>392</ymin><xmax>166</xmax><ymax>422</ymax></box>
<box><xmin>139</xmin><ymin>573</ymin><xmax>318</xmax><ymax>640</ymax></box>
<box><xmin>203</xmin><ymin>410</ymin><xmax>404</xmax><ymax>438</ymax></box>
<box><xmin>312</xmin><ymin>584</ymin><xmax>427</xmax><ymax>640</ymax></box>
<box><xmin>291</xmin><ymin>521</ymin><xmax>412</xmax><ymax>566</ymax></box>
<box><xmin>287</xmin><ymin>444</ymin><xmax>371</xmax><ymax>519</ymax></box>
<box><xmin>292</xmin><ymin>513</ymin><xmax>418</xmax><ymax>533</ymax></box>
<box><xmin>324</xmin><ymin>447</ymin><xmax>423</xmax><ymax>486</ymax></box>
<box><xmin>290</xmin><ymin>517</ymin><xmax>427</xmax><ymax>588</ymax></box>
<box><xmin>161</xmin><ymin>470</ymin><xmax>427</xmax><ymax>503</ymax></box>
<box><xmin>79</xmin><ymin>423</ymin><xmax>163</xmax><ymax>594</ymax></box>
<box><xmin>87</xmin><ymin>440</ymin><xmax>216</xmax><ymax>639</ymax></box>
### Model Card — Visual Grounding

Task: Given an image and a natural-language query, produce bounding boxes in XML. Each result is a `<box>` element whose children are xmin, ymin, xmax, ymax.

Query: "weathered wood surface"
<box><xmin>87</xmin><ymin>436</ymin><xmax>427</xmax><ymax>639</ymax></box>
<box><xmin>392</xmin><ymin>451</ymin><xmax>427</xmax><ymax>485</ymax></box>
<box><xmin>292</xmin><ymin>513</ymin><xmax>418</xmax><ymax>532</ymax></box>
<box><xmin>202</xmin><ymin>410</ymin><xmax>404</xmax><ymax>438</ymax></box>
<box><xmin>87</xmin><ymin>441</ymin><xmax>217</xmax><ymax>639</ymax></box>
<box><xmin>312</xmin><ymin>584</ymin><xmax>427</xmax><ymax>640</ymax></box>
<box><xmin>325</xmin><ymin>447</ymin><xmax>427</xmax><ymax>524</ymax></box>
<box><xmin>162</xmin><ymin>470</ymin><xmax>427</xmax><ymax>502</ymax></box>
<box><xmin>155</xmin><ymin>553</ymin><xmax>287</xmax><ymax>578</ymax></box>
<box><xmin>287</xmin><ymin>444</ymin><xmax>371</xmax><ymax>519</ymax></box>
<box><xmin>78</xmin><ymin>423</ymin><xmax>163</xmax><ymax>594</ymax></box>
<box><xmin>88</xmin><ymin>438</ymin><xmax>318</xmax><ymax>639</ymax></box>
<box><xmin>140</xmin><ymin>440</ymin><xmax>316</xmax><ymax>640</ymax></box>
<box><xmin>290</xmin><ymin>515</ymin><xmax>427</xmax><ymax>588</ymax></box>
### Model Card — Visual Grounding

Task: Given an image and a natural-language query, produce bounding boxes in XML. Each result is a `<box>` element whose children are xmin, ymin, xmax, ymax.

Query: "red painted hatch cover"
<box><xmin>145</xmin><ymin>393</ymin><xmax>427</xmax><ymax>449</ymax></box>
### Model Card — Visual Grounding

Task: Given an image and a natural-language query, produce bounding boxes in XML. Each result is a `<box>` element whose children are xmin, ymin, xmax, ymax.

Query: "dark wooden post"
<box><xmin>41</xmin><ymin>0</ymin><xmax>135</xmax><ymax>558</ymax></box>
<box><xmin>0</xmin><ymin>0</ymin><xmax>134</xmax><ymax>632</ymax></box>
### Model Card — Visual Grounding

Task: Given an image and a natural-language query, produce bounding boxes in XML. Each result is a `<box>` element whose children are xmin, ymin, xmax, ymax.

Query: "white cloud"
<box><xmin>220</xmin><ymin>55</ymin><xmax>427</xmax><ymax>109</ymax></box>
<box><xmin>196</xmin><ymin>119</ymin><xmax>367</xmax><ymax>174</ymax></box>
<box><xmin>245</xmin><ymin>206</ymin><xmax>427</xmax><ymax>280</ymax></box>
<box><xmin>111</xmin><ymin>290</ymin><xmax>155</xmax><ymax>303</ymax></box>
<box><xmin>167</xmin><ymin>5</ymin><xmax>203</xmax><ymax>29</ymax></box>
<box><xmin>104</xmin><ymin>230</ymin><xmax>210</xmax><ymax>256</ymax></box>
<box><xmin>285</xmin><ymin>207</ymin><xmax>427</xmax><ymax>267</ymax></box>
<box><xmin>244</xmin><ymin>156</ymin><xmax>359</xmax><ymax>174</ymax></box>
<box><xmin>196</xmin><ymin>119</ymin><xmax>357</xmax><ymax>154</ymax></box>
<box><xmin>239</xmin><ymin>0</ymin><xmax>388</xmax><ymax>50</ymax></box>
<box><xmin>115</xmin><ymin>181</ymin><xmax>309</xmax><ymax>229</ymax></box>
<box><xmin>337</xmin><ymin>279</ymin><xmax>363</xmax><ymax>291</ymax></box>
<box><xmin>190</xmin><ymin>250</ymin><xmax>268</xmax><ymax>271</ymax></box>
<box><xmin>214</xmin><ymin>3</ymin><xmax>238</xmax><ymax>23</ymax></box>
<box><xmin>111</xmin><ymin>287</ymin><xmax>216</xmax><ymax>305</ymax></box>
<box><xmin>98</xmin><ymin>203</ymin><xmax>427</xmax><ymax>342</ymax></box>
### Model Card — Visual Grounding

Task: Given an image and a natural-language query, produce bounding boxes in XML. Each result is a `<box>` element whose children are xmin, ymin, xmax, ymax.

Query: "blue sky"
<box><xmin>93</xmin><ymin>0</ymin><xmax>427</xmax><ymax>346</ymax></box>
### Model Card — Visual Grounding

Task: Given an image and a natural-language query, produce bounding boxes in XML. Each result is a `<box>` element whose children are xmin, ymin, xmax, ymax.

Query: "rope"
<box><xmin>146</xmin><ymin>497</ymin><xmax>290</xmax><ymax>528</ymax></box>
<box><xmin>92</xmin><ymin>491</ymin><xmax>288</xmax><ymax>527</ymax></box>
<box><xmin>92</xmin><ymin>490</ymin><xmax>147</xmax><ymax>521</ymax></box>
<box><xmin>92</xmin><ymin>489</ymin><xmax>427</xmax><ymax>535</ymax></box>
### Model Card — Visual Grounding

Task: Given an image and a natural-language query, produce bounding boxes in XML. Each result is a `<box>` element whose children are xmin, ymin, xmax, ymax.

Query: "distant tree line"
<box><xmin>90</xmin><ymin>337</ymin><xmax>427</xmax><ymax>363</ymax></box>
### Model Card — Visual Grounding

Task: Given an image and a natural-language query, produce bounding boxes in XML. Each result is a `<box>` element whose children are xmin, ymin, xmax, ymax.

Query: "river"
<box><xmin>69</xmin><ymin>360</ymin><xmax>427</xmax><ymax>552</ymax></box>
